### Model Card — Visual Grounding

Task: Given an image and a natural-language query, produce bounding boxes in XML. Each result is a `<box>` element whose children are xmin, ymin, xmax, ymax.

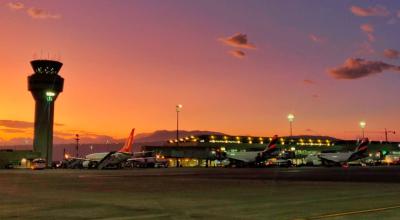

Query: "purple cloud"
<box><xmin>328</xmin><ymin>58</ymin><xmax>400</xmax><ymax>79</ymax></box>
<box><xmin>219</xmin><ymin>33</ymin><xmax>256</xmax><ymax>49</ymax></box>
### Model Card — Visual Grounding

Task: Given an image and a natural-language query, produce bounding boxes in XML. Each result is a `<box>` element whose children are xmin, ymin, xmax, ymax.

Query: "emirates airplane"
<box><xmin>67</xmin><ymin>129</ymin><xmax>135</xmax><ymax>169</ymax></box>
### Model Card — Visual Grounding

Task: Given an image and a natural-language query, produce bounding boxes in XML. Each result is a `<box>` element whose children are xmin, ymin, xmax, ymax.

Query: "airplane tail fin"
<box><xmin>264</xmin><ymin>135</ymin><xmax>279</xmax><ymax>152</ymax></box>
<box><xmin>355</xmin><ymin>138</ymin><xmax>369</xmax><ymax>154</ymax></box>
<box><xmin>348</xmin><ymin>137</ymin><xmax>369</xmax><ymax>161</ymax></box>
<box><xmin>118</xmin><ymin>128</ymin><xmax>135</xmax><ymax>153</ymax></box>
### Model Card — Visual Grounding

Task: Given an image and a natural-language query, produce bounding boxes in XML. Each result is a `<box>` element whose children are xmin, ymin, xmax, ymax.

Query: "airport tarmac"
<box><xmin>1</xmin><ymin>167</ymin><xmax>400</xmax><ymax>219</ymax></box>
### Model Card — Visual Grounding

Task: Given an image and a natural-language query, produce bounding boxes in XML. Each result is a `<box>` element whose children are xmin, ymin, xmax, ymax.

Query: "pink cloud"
<box><xmin>309</xmin><ymin>34</ymin><xmax>326</xmax><ymax>44</ymax></box>
<box><xmin>350</xmin><ymin>5</ymin><xmax>390</xmax><ymax>17</ymax></box>
<box><xmin>6</xmin><ymin>2</ymin><xmax>24</xmax><ymax>10</ymax></box>
<box><xmin>303</xmin><ymin>79</ymin><xmax>316</xmax><ymax>85</ymax></box>
<box><xmin>356</xmin><ymin>41</ymin><xmax>375</xmax><ymax>55</ymax></box>
<box><xmin>360</xmin><ymin>24</ymin><xmax>375</xmax><ymax>42</ymax></box>
<box><xmin>360</xmin><ymin>24</ymin><xmax>374</xmax><ymax>33</ymax></box>
<box><xmin>27</xmin><ymin>7</ymin><xmax>61</xmax><ymax>19</ymax></box>
<box><xmin>229</xmin><ymin>50</ymin><xmax>246</xmax><ymax>59</ymax></box>
<box><xmin>383</xmin><ymin>49</ymin><xmax>400</xmax><ymax>59</ymax></box>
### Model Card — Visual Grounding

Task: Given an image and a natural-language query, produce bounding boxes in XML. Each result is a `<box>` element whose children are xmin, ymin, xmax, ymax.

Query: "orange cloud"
<box><xmin>6</xmin><ymin>2</ymin><xmax>24</xmax><ymax>10</ymax></box>
<box><xmin>360</xmin><ymin>24</ymin><xmax>374</xmax><ymax>33</ymax></box>
<box><xmin>328</xmin><ymin>58</ymin><xmax>400</xmax><ymax>79</ymax></box>
<box><xmin>384</xmin><ymin>49</ymin><xmax>400</xmax><ymax>59</ymax></box>
<box><xmin>350</xmin><ymin>5</ymin><xmax>389</xmax><ymax>17</ymax></box>
<box><xmin>229</xmin><ymin>50</ymin><xmax>246</xmax><ymax>59</ymax></box>
<box><xmin>27</xmin><ymin>7</ymin><xmax>61</xmax><ymax>19</ymax></box>
<box><xmin>0</xmin><ymin>128</ymin><xmax>27</xmax><ymax>134</ymax></box>
<box><xmin>303</xmin><ymin>79</ymin><xmax>316</xmax><ymax>85</ymax></box>
<box><xmin>219</xmin><ymin>33</ymin><xmax>256</xmax><ymax>49</ymax></box>
<box><xmin>0</xmin><ymin>120</ymin><xmax>33</xmax><ymax>128</ymax></box>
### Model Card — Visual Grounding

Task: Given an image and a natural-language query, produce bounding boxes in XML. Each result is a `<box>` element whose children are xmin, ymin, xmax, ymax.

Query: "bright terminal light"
<box><xmin>290</xmin><ymin>147</ymin><xmax>296</xmax><ymax>151</ymax></box>
<box><xmin>359</xmin><ymin>121</ymin><xmax>366</xmax><ymax>128</ymax></box>
<box><xmin>287</xmin><ymin>113</ymin><xmax>295</xmax><ymax>122</ymax></box>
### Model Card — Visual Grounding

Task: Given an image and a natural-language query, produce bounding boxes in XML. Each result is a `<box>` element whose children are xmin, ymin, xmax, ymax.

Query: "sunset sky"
<box><xmin>0</xmin><ymin>0</ymin><xmax>399</xmax><ymax>144</ymax></box>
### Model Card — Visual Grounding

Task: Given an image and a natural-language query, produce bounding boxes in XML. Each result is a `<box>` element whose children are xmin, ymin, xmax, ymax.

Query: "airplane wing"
<box><xmin>65</xmin><ymin>155</ymin><xmax>90</xmax><ymax>161</ymax></box>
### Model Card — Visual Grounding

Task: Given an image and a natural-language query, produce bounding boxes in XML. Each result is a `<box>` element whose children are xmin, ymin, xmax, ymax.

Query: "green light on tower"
<box><xmin>46</xmin><ymin>91</ymin><xmax>56</xmax><ymax>102</ymax></box>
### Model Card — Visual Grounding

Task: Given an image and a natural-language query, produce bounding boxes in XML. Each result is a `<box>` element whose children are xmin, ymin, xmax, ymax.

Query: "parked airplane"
<box><xmin>66</xmin><ymin>128</ymin><xmax>135</xmax><ymax>169</ymax></box>
<box><xmin>226</xmin><ymin>135</ymin><xmax>280</xmax><ymax>166</ymax></box>
<box><xmin>319</xmin><ymin>138</ymin><xmax>369</xmax><ymax>166</ymax></box>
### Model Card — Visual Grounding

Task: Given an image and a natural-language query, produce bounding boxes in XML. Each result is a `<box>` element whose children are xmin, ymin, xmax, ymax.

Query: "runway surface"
<box><xmin>1</xmin><ymin>167</ymin><xmax>400</xmax><ymax>219</ymax></box>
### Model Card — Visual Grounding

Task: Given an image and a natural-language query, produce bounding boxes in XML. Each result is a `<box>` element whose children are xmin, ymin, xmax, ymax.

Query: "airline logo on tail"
<box><xmin>264</xmin><ymin>135</ymin><xmax>279</xmax><ymax>153</ymax></box>
<box><xmin>118</xmin><ymin>128</ymin><xmax>135</xmax><ymax>153</ymax></box>
<box><xmin>355</xmin><ymin>138</ymin><xmax>369</xmax><ymax>153</ymax></box>
<box><xmin>348</xmin><ymin>137</ymin><xmax>369</xmax><ymax>162</ymax></box>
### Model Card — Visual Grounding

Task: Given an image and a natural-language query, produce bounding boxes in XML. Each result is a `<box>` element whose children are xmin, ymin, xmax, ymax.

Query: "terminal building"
<box><xmin>143</xmin><ymin>134</ymin><xmax>400</xmax><ymax>167</ymax></box>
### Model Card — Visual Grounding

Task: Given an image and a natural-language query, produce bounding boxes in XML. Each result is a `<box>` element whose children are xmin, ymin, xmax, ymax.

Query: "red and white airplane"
<box><xmin>67</xmin><ymin>129</ymin><xmax>136</xmax><ymax>169</ymax></box>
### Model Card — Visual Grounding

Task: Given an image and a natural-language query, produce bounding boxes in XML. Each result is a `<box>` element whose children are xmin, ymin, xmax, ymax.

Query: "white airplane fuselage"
<box><xmin>226</xmin><ymin>151</ymin><xmax>263</xmax><ymax>163</ymax></box>
<box><xmin>319</xmin><ymin>152</ymin><xmax>354</xmax><ymax>164</ymax></box>
<box><xmin>82</xmin><ymin>152</ymin><xmax>132</xmax><ymax>168</ymax></box>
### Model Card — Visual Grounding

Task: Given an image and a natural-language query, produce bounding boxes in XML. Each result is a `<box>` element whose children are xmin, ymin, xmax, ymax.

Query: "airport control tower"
<box><xmin>28</xmin><ymin>60</ymin><xmax>64</xmax><ymax>166</ymax></box>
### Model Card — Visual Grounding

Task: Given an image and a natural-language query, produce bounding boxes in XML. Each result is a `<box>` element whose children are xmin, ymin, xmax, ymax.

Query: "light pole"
<box><xmin>176</xmin><ymin>104</ymin><xmax>183</xmax><ymax>146</ymax></box>
<box><xmin>359</xmin><ymin>121</ymin><xmax>366</xmax><ymax>138</ymax></box>
<box><xmin>287</xmin><ymin>114</ymin><xmax>295</xmax><ymax>137</ymax></box>
<box><xmin>75</xmin><ymin>134</ymin><xmax>80</xmax><ymax>157</ymax></box>
<box><xmin>384</xmin><ymin>128</ymin><xmax>396</xmax><ymax>142</ymax></box>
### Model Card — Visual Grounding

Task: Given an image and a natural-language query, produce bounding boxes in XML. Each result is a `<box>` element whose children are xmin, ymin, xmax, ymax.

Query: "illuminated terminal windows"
<box><xmin>166</xmin><ymin>134</ymin><xmax>336</xmax><ymax>147</ymax></box>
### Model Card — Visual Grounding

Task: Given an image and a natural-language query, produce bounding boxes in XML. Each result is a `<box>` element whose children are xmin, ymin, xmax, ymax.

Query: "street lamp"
<box><xmin>359</xmin><ymin>121</ymin><xmax>366</xmax><ymax>138</ymax></box>
<box><xmin>176</xmin><ymin>104</ymin><xmax>183</xmax><ymax>146</ymax></box>
<box><xmin>287</xmin><ymin>113</ymin><xmax>295</xmax><ymax>137</ymax></box>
